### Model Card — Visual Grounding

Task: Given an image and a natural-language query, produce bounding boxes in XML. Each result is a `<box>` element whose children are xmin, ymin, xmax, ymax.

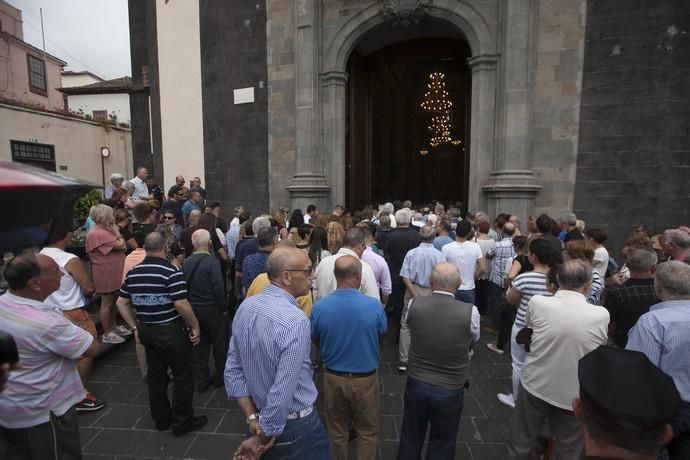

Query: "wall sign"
<box><xmin>233</xmin><ymin>87</ymin><xmax>255</xmax><ymax>104</ymax></box>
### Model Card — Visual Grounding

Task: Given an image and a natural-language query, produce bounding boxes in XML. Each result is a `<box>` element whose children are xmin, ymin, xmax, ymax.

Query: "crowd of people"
<box><xmin>0</xmin><ymin>165</ymin><xmax>688</xmax><ymax>460</ymax></box>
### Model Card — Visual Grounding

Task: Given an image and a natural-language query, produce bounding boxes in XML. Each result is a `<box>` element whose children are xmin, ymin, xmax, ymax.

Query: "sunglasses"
<box><xmin>164</xmin><ymin>216</ymin><xmax>175</xmax><ymax>220</ymax></box>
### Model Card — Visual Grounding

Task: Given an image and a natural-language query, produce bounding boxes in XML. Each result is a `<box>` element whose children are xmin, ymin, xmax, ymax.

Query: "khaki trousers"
<box><xmin>399</xmin><ymin>285</ymin><xmax>433</xmax><ymax>364</ymax></box>
<box><xmin>324</xmin><ymin>371</ymin><xmax>380</xmax><ymax>460</ymax></box>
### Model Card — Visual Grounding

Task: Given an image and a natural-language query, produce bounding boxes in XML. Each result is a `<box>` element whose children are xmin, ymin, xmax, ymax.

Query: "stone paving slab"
<box><xmin>81</xmin><ymin>328</ymin><xmax>513</xmax><ymax>459</ymax></box>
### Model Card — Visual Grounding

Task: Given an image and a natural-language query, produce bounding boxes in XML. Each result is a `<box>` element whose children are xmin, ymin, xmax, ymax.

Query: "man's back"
<box><xmin>407</xmin><ymin>293</ymin><xmax>474</xmax><ymax>389</ymax></box>
<box><xmin>604</xmin><ymin>278</ymin><xmax>657</xmax><ymax>348</ymax></box>
<box><xmin>521</xmin><ymin>290</ymin><xmax>609</xmax><ymax>409</ymax></box>
<box><xmin>385</xmin><ymin>227</ymin><xmax>422</xmax><ymax>277</ymax></box>
<box><xmin>311</xmin><ymin>288</ymin><xmax>386</xmax><ymax>373</ymax></box>
<box><xmin>442</xmin><ymin>241</ymin><xmax>482</xmax><ymax>290</ymax></box>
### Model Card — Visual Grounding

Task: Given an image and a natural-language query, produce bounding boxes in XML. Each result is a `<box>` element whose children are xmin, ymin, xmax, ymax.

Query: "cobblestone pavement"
<box><xmin>80</xmin><ymin>329</ymin><xmax>513</xmax><ymax>460</ymax></box>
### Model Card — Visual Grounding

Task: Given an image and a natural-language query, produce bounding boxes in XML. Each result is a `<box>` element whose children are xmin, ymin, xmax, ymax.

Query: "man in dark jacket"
<box><xmin>183</xmin><ymin>229</ymin><xmax>228</xmax><ymax>392</ymax></box>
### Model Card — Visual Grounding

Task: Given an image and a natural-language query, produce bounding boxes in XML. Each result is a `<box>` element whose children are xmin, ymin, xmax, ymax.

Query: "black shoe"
<box><xmin>155</xmin><ymin>417</ymin><xmax>171</xmax><ymax>431</ymax></box>
<box><xmin>75</xmin><ymin>393</ymin><xmax>106</xmax><ymax>413</ymax></box>
<box><xmin>173</xmin><ymin>415</ymin><xmax>208</xmax><ymax>437</ymax></box>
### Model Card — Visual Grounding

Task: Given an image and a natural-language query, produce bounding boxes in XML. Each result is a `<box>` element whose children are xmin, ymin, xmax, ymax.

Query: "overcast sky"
<box><xmin>10</xmin><ymin>0</ymin><xmax>131</xmax><ymax>80</ymax></box>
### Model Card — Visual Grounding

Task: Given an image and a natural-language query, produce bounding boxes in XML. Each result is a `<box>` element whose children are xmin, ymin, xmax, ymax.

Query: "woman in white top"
<box><xmin>587</xmin><ymin>228</ymin><xmax>610</xmax><ymax>280</ymax></box>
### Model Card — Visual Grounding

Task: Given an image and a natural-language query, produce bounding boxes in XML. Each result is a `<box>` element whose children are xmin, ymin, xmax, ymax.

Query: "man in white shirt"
<box><xmin>504</xmin><ymin>259</ymin><xmax>609</xmax><ymax>459</ymax></box>
<box><xmin>304</xmin><ymin>204</ymin><xmax>317</xmax><ymax>224</ymax></box>
<box><xmin>130</xmin><ymin>166</ymin><xmax>153</xmax><ymax>200</ymax></box>
<box><xmin>442</xmin><ymin>220</ymin><xmax>485</xmax><ymax>305</ymax></box>
<box><xmin>314</xmin><ymin>228</ymin><xmax>380</xmax><ymax>302</ymax></box>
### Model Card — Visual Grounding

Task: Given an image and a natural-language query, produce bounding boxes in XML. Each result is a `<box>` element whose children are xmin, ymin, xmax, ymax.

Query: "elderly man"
<box><xmin>397</xmin><ymin>263</ymin><xmax>480</xmax><ymax>460</ymax></box>
<box><xmin>504</xmin><ymin>260</ymin><xmax>609</xmax><ymax>459</ymax></box>
<box><xmin>311</xmin><ymin>256</ymin><xmax>387</xmax><ymax>460</ymax></box>
<box><xmin>627</xmin><ymin>261</ymin><xmax>690</xmax><ymax>460</ymax></box>
<box><xmin>235</xmin><ymin>216</ymin><xmax>272</xmax><ymax>288</ymax></box>
<box><xmin>227</xmin><ymin>247</ymin><xmax>330</xmax><ymax>459</ymax></box>
<box><xmin>182</xmin><ymin>190</ymin><xmax>204</xmax><ymax>223</ymax></box>
<box><xmin>604</xmin><ymin>246</ymin><xmax>658</xmax><ymax>348</ymax></box>
<box><xmin>561</xmin><ymin>212</ymin><xmax>584</xmax><ymax>243</ymax></box>
<box><xmin>117</xmin><ymin>231</ymin><xmax>206</xmax><ymax>437</ymax></box>
<box><xmin>183</xmin><ymin>229</ymin><xmax>229</xmax><ymax>393</ymax></box>
<box><xmin>0</xmin><ymin>253</ymin><xmax>99</xmax><ymax>458</ymax></box>
<box><xmin>575</xmin><ymin>346</ymin><xmax>679</xmax><ymax>460</ymax></box>
<box><xmin>130</xmin><ymin>166</ymin><xmax>153</xmax><ymax>200</ymax></box>
<box><xmin>382</xmin><ymin>208</ymin><xmax>422</xmax><ymax>339</ymax></box>
<box><xmin>180</xmin><ymin>209</ymin><xmax>203</xmax><ymax>257</ymax></box>
<box><xmin>314</xmin><ymin>228</ymin><xmax>380</xmax><ymax>302</ymax></box>
<box><xmin>662</xmin><ymin>228</ymin><xmax>690</xmax><ymax>262</ymax></box>
<box><xmin>105</xmin><ymin>173</ymin><xmax>124</xmax><ymax>200</ymax></box>
<box><xmin>397</xmin><ymin>226</ymin><xmax>445</xmax><ymax>372</ymax></box>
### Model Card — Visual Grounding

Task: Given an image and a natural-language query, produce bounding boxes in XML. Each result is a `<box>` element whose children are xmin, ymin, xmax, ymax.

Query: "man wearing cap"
<box><xmin>575</xmin><ymin>346</ymin><xmax>678</xmax><ymax>460</ymax></box>
<box><xmin>504</xmin><ymin>259</ymin><xmax>609</xmax><ymax>459</ymax></box>
<box><xmin>627</xmin><ymin>260</ymin><xmax>690</xmax><ymax>460</ymax></box>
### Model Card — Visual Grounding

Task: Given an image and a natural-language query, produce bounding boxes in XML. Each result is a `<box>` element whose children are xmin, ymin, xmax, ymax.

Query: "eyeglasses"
<box><xmin>285</xmin><ymin>267</ymin><xmax>314</xmax><ymax>275</ymax></box>
<box><xmin>164</xmin><ymin>216</ymin><xmax>175</xmax><ymax>220</ymax></box>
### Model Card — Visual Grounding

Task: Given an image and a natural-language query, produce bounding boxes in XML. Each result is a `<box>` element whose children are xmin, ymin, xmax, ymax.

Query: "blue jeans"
<box><xmin>454</xmin><ymin>289</ymin><xmax>475</xmax><ymax>305</ymax></box>
<box><xmin>262</xmin><ymin>410</ymin><xmax>330</xmax><ymax>460</ymax></box>
<box><xmin>397</xmin><ymin>377</ymin><xmax>465</xmax><ymax>460</ymax></box>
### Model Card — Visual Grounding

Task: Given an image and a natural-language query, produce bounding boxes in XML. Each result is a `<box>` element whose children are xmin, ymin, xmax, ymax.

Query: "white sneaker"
<box><xmin>486</xmin><ymin>343</ymin><xmax>505</xmax><ymax>355</ymax></box>
<box><xmin>102</xmin><ymin>331</ymin><xmax>126</xmax><ymax>344</ymax></box>
<box><xmin>497</xmin><ymin>393</ymin><xmax>516</xmax><ymax>409</ymax></box>
<box><xmin>114</xmin><ymin>325</ymin><xmax>133</xmax><ymax>336</ymax></box>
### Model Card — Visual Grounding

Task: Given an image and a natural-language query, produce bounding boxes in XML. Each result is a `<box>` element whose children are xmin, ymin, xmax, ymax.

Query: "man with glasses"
<box><xmin>161</xmin><ymin>188</ymin><xmax>185</xmax><ymax>226</ymax></box>
<box><xmin>313</xmin><ymin>228</ymin><xmax>381</xmax><ymax>302</ymax></box>
<box><xmin>226</xmin><ymin>247</ymin><xmax>330</xmax><ymax>459</ymax></box>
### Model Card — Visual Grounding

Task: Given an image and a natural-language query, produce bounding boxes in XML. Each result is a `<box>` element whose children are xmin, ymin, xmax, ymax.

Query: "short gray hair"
<box><xmin>144</xmin><ymin>231</ymin><xmax>168</xmax><ymax>252</ymax></box>
<box><xmin>120</xmin><ymin>180</ymin><xmax>135</xmax><ymax>191</ymax></box>
<box><xmin>420</xmin><ymin>225</ymin><xmax>435</xmax><ymax>242</ymax></box>
<box><xmin>252</xmin><ymin>216</ymin><xmax>271</xmax><ymax>235</ymax></box>
<box><xmin>109</xmin><ymin>173</ymin><xmax>124</xmax><ymax>182</ymax></box>
<box><xmin>395</xmin><ymin>208</ymin><xmax>412</xmax><ymax>226</ymax></box>
<box><xmin>266</xmin><ymin>247</ymin><xmax>295</xmax><ymax>281</ymax></box>
<box><xmin>626</xmin><ymin>247</ymin><xmax>658</xmax><ymax>272</ymax></box>
<box><xmin>664</xmin><ymin>229</ymin><xmax>690</xmax><ymax>250</ymax></box>
<box><xmin>191</xmin><ymin>229</ymin><xmax>211</xmax><ymax>250</ymax></box>
<box><xmin>557</xmin><ymin>259</ymin><xmax>592</xmax><ymax>291</ymax></box>
<box><xmin>655</xmin><ymin>261</ymin><xmax>690</xmax><ymax>299</ymax></box>
<box><xmin>429</xmin><ymin>262</ymin><xmax>461</xmax><ymax>290</ymax></box>
<box><xmin>561</xmin><ymin>212</ymin><xmax>577</xmax><ymax>226</ymax></box>
<box><xmin>90</xmin><ymin>204</ymin><xmax>115</xmax><ymax>225</ymax></box>
<box><xmin>382</xmin><ymin>202</ymin><xmax>394</xmax><ymax>214</ymax></box>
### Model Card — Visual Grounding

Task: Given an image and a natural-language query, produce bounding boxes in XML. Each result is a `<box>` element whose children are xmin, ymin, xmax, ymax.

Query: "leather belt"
<box><xmin>326</xmin><ymin>368</ymin><xmax>377</xmax><ymax>378</ymax></box>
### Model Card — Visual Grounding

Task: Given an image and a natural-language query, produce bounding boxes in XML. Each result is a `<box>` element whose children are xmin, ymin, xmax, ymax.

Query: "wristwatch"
<box><xmin>246</xmin><ymin>412</ymin><xmax>259</xmax><ymax>424</ymax></box>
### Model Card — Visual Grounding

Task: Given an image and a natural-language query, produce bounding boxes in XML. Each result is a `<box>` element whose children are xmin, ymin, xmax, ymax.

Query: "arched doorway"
<box><xmin>345</xmin><ymin>30</ymin><xmax>472</xmax><ymax>209</ymax></box>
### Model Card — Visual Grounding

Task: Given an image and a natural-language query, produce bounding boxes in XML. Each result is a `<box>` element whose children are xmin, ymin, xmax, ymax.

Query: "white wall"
<box><xmin>156</xmin><ymin>0</ymin><xmax>205</xmax><ymax>192</ymax></box>
<box><xmin>0</xmin><ymin>103</ymin><xmax>133</xmax><ymax>186</ymax></box>
<box><xmin>61</xmin><ymin>74</ymin><xmax>103</xmax><ymax>88</ymax></box>
<box><xmin>66</xmin><ymin>93</ymin><xmax>131</xmax><ymax>124</ymax></box>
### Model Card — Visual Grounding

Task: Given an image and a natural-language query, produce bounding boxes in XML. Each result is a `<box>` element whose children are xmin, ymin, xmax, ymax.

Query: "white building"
<box><xmin>59</xmin><ymin>75</ymin><xmax>132</xmax><ymax>125</ymax></box>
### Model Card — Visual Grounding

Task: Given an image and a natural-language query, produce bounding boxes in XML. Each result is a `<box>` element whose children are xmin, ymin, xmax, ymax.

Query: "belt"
<box><xmin>139</xmin><ymin>317</ymin><xmax>183</xmax><ymax>327</ymax></box>
<box><xmin>326</xmin><ymin>368</ymin><xmax>377</xmax><ymax>378</ymax></box>
<box><xmin>286</xmin><ymin>406</ymin><xmax>313</xmax><ymax>420</ymax></box>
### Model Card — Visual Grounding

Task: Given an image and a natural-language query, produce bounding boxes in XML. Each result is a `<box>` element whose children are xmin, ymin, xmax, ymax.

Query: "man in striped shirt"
<box><xmin>226</xmin><ymin>246</ymin><xmax>330</xmax><ymax>459</ymax></box>
<box><xmin>486</xmin><ymin>222</ymin><xmax>516</xmax><ymax>333</ymax></box>
<box><xmin>117</xmin><ymin>231</ymin><xmax>207</xmax><ymax>437</ymax></box>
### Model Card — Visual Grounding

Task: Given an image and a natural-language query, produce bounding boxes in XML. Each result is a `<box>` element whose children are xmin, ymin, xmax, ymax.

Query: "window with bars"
<box><xmin>11</xmin><ymin>140</ymin><xmax>56</xmax><ymax>171</ymax></box>
<box><xmin>93</xmin><ymin>110</ymin><xmax>108</xmax><ymax>121</ymax></box>
<box><xmin>27</xmin><ymin>54</ymin><xmax>47</xmax><ymax>95</ymax></box>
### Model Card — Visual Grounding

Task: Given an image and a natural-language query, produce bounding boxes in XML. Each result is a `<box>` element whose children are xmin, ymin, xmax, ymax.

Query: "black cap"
<box><xmin>578</xmin><ymin>346</ymin><xmax>680</xmax><ymax>431</ymax></box>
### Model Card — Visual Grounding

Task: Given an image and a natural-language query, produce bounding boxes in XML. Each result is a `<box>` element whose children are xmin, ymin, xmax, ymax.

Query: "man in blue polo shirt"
<box><xmin>311</xmin><ymin>255</ymin><xmax>387</xmax><ymax>460</ymax></box>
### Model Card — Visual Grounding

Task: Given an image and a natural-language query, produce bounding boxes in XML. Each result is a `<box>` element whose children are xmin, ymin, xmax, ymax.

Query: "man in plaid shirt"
<box><xmin>486</xmin><ymin>222</ymin><xmax>516</xmax><ymax>333</ymax></box>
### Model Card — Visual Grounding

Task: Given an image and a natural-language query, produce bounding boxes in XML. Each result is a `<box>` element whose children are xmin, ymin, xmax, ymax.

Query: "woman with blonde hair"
<box><xmin>85</xmin><ymin>204</ymin><xmax>129</xmax><ymax>344</ymax></box>
<box><xmin>326</xmin><ymin>221</ymin><xmax>345</xmax><ymax>255</ymax></box>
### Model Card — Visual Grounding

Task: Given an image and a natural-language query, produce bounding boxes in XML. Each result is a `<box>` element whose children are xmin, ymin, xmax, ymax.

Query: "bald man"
<box><xmin>311</xmin><ymin>255</ymin><xmax>387</xmax><ymax>459</ymax></box>
<box><xmin>397</xmin><ymin>262</ymin><xmax>480</xmax><ymax>460</ymax></box>
<box><xmin>0</xmin><ymin>253</ymin><xmax>99</xmax><ymax>458</ymax></box>
<box><xmin>227</xmin><ymin>247</ymin><xmax>330</xmax><ymax>459</ymax></box>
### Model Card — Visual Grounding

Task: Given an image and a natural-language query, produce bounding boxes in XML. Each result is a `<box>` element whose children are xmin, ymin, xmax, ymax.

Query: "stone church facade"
<box><xmin>128</xmin><ymin>0</ymin><xmax>689</xmax><ymax>253</ymax></box>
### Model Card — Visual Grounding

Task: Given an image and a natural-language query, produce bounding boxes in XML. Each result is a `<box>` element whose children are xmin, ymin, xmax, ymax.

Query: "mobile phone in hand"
<box><xmin>0</xmin><ymin>331</ymin><xmax>19</xmax><ymax>366</ymax></box>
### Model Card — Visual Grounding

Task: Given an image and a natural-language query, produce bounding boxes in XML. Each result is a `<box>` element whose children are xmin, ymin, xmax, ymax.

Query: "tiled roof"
<box><xmin>58</xmin><ymin>76</ymin><xmax>133</xmax><ymax>95</ymax></box>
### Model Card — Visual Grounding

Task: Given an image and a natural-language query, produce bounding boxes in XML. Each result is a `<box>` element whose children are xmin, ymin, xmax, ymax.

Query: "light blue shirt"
<box><xmin>224</xmin><ymin>285</ymin><xmax>318</xmax><ymax>436</ymax></box>
<box><xmin>433</xmin><ymin>235</ymin><xmax>454</xmax><ymax>252</ymax></box>
<box><xmin>626</xmin><ymin>300</ymin><xmax>690</xmax><ymax>402</ymax></box>
<box><xmin>225</xmin><ymin>223</ymin><xmax>240</xmax><ymax>258</ymax></box>
<box><xmin>400</xmin><ymin>243</ymin><xmax>445</xmax><ymax>288</ymax></box>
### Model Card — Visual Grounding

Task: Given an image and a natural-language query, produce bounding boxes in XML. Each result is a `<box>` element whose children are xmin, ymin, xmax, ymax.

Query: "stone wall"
<box><xmin>199</xmin><ymin>0</ymin><xmax>270</xmax><ymax>215</ymax></box>
<box><xmin>266</xmin><ymin>0</ymin><xmax>297</xmax><ymax>211</ymax></box>
<box><xmin>574</xmin><ymin>0</ymin><xmax>690</xmax><ymax>254</ymax></box>
<box><xmin>531</xmin><ymin>0</ymin><xmax>587</xmax><ymax>216</ymax></box>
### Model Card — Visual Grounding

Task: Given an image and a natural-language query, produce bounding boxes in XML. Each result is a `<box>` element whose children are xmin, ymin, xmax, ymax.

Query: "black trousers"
<box><xmin>138</xmin><ymin>320</ymin><xmax>195</xmax><ymax>429</ymax></box>
<box><xmin>497</xmin><ymin>303</ymin><xmax>517</xmax><ymax>351</ymax></box>
<box><xmin>0</xmin><ymin>407</ymin><xmax>81</xmax><ymax>460</ymax></box>
<box><xmin>192</xmin><ymin>305</ymin><xmax>229</xmax><ymax>387</ymax></box>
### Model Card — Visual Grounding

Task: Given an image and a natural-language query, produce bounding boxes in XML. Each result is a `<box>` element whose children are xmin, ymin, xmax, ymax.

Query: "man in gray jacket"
<box><xmin>183</xmin><ymin>229</ymin><xmax>228</xmax><ymax>392</ymax></box>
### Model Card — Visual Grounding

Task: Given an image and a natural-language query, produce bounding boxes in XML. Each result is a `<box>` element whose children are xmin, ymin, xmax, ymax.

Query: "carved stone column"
<box><xmin>287</xmin><ymin>0</ymin><xmax>331</xmax><ymax>212</ymax></box>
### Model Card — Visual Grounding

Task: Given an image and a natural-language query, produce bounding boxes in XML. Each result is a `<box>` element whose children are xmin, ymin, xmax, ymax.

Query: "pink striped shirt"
<box><xmin>0</xmin><ymin>292</ymin><xmax>92</xmax><ymax>428</ymax></box>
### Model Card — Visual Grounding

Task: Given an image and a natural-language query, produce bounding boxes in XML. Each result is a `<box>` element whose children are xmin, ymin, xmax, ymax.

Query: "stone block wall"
<box><xmin>574</xmin><ymin>0</ymin><xmax>690</xmax><ymax>255</ymax></box>
<box><xmin>531</xmin><ymin>0</ymin><xmax>587</xmax><ymax>216</ymax></box>
<box><xmin>199</xmin><ymin>0</ymin><xmax>270</xmax><ymax>216</ymax></box>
